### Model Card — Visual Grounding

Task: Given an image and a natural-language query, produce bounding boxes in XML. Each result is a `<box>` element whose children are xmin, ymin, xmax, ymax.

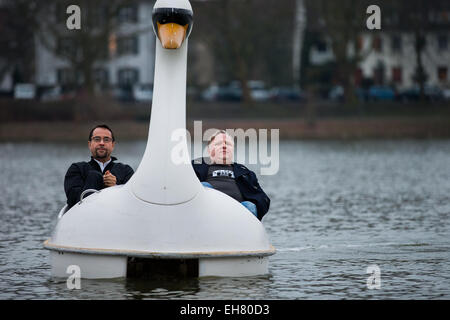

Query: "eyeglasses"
<box><xmin>91</xmin><ymin>136</ymin><xmax>113</xmax><ymax>143</ymax></box>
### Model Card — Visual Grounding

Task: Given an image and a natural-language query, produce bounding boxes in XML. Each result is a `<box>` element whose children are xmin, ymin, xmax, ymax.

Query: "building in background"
<box><xmin>308</xmin><ymin>4</ymin><xmax>450</xmax><ymax>91</ymax></box>
<box><xmin>1</xmin><ymin>0</ymin><xmax>448</xmax><ymax>102</ymax></box>
<box><xmin>34</xmin><ymin>0</ymin><xmax>156</xmax><ymax>95</ymax></box>
<box><xmin>310</xmin><ymin>32</ymin><xmax>449</xmax><ymax>90</ymax></box>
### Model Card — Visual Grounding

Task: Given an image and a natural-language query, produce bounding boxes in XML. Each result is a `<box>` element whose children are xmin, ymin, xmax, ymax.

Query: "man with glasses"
<box><xmin>64</xmin><ymin>124</ymin><xmax>134</xmax><ymax>208</ymax></box>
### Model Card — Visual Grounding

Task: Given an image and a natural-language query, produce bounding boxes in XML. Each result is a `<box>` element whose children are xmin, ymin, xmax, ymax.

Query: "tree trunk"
<box><xmin>82</xmin><ymin>64</ymin><xmax>95</xmax><ymax>95</ymax></box>
<box><xmin>414</xmin><ymin>31</ymin><xmax>427</xmax><ymax>102</ymax></box>
<box><xmin>236</xmin><ymin>56</ymin><xmax>253</xmax><ymax>105</ymax></box>
<box><xmin>305</xmin><ymin>85</ymin><xmax>317</xmax><ymax>127</ymax></box>
<box><xmin>292</xmin><ymin>0</ymin><xmax>307</xmax><ymax>87</ymax></box>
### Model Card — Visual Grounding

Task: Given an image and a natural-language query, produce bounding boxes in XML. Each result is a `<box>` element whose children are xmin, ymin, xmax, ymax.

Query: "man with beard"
<box><xmin>64</xmin><ymin>124</ymin><xmax>134</xmax><ymax>208</ymax></box>
<box><xmin>192</xmin><ymin>130</ymin><xmax>270</xmax><ymax>221</ymax></box>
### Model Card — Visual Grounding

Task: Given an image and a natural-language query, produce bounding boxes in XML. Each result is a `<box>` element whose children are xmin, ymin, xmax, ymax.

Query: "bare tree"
<box><xmin>305</xmin><ymin>0</ymin><xmax>373</xmax><ymax>105</ymax></box>
<box><xmin>36</xmin><ymin>0</ymin><xmax>143</xmax><ymax>94</ymax></box>
<box><xmin>0</xmin><ymin>0</ymin><xmax>40</xmax><ymax>85</ymax></box>
<box><xmin>292</xmin><ymin>0</ymin><xmax>307</xmax><ymax>88</ymax></box>
<box><xmin>193</xmin><ymin>0</ymin><xmax>294</xmax><ymax>104</ymax></box>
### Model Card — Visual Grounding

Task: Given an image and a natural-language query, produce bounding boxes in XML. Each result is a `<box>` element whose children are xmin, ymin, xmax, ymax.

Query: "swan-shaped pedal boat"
<box><xmin>44</xmin><ymin>0</ymin><xmax>275</xmax><ymax>279</ymax></box>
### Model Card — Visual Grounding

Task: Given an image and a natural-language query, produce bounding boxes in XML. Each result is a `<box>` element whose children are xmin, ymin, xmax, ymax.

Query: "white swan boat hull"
<box><xmin>45</xmin><ymin>185</ymin><xmax>275</xmax><ymax>279</ymax></box>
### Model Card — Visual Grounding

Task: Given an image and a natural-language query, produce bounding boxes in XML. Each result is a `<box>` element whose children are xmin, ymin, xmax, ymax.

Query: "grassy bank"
<box><xmin>1</xmin><ymin>97</ymin><xmax>449</xmax><ymax>141</ymax></box>
<box><xmin>2</xmin><ymin>97</ymin><xmax>450</xmax><ymax>121</ymax></box>
<box><xmin>1</xmin><ymin>117</ymin><xmax>450</xmax><ymax>142</ymax></box>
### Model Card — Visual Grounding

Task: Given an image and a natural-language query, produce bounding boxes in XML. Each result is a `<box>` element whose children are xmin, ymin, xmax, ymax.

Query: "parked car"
<box><xmin>269</xmin><ymin>86</ymin><xmax>304</xmax><ymax>101</ymax></box>
<box><xmin>399</xmin><ymin>85</ymin><xmax>443</xmax><ymax>102</ymax></box>
<box><xmin>367</xmin><ymin>86</ymin><xmax>396</xmax><ymax>101</ymax></box>
<box><xmin>201</xmin><ymin>84</ymin><xmax>219</xmax><ymax>101</ymax></box>
<box><xmin>248</xmin><ymin>80</ymin><xmax>271</xmax><ymax>101</ymax></box>
<box><xmin>203</xmin><ymin>81</ymin><xmax>299</xmax><ymax>102</ymax></box>
<box><xmin>207</xmin><ymin>80</ymin><xmax>270</xmax><ymax>102</ymax></box>
<box><xmin>328</xmin><ymin>85</ymin><xmax>344</xmax><ymax>102</ymax></box>
<box><xmin>133</xmin><ymin>84</ymin><xmax>153</xmax><ymax>102</ymax></box>
<box><xmin>443</xmin><ymin>88</ymin><xmax>450</xmax><ymax>101</ymax></box>
<box><xmin>201</xmin><ymin>83</ymin><xmax>242</xmax><ymax>101</ymax></box>
<box><xmin>355</xmin><ymin>85</ymin><xmax>396</xmax><ymax>102</ymax></box>
<box><xmin>113</xmin><ymin>86</ymin><xmax>134</xmax><ymax>102</ymax></box>
<box><xmin>216</xmin><ymin>84</ymin><xmax>242</xmax><ymax>101</ymax></box>
<box><xmin>40</xmin><ymin>86</ymin><xmax>62</xmax><ymax>102</ymax></box>
<box><xmin>14</xmin><ymin>83</ymin><xmax>36</xmax><ymax>100</ymax></box>
<box><xmin>187</xmin><ymin>86</ymin><xmax>200</xmax><ymax>100</ymax></box>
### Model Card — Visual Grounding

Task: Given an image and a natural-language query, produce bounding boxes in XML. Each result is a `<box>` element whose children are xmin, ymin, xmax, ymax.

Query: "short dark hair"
<box><xmin>89</xmin><ymin>124</ymin><xmax>115</xmax><ymax>142</ymax></box>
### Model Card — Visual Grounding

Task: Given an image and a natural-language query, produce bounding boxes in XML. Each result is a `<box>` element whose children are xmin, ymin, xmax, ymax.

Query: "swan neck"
<box><xmin>129</xmin><ymin>40</ymin><xmax>201</xmax><ymax>205</ymax></box>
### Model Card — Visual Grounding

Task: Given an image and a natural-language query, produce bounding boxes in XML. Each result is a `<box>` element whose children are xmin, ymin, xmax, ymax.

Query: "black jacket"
<box><xmin>64</xmin><ymin>157</ymin><xmax>134</xmax><ymax>208</ymax></box>
<box><xmin>192</xmin><ymin>158</ymin><xmax>270</xmax><ymax>220</ymax></box>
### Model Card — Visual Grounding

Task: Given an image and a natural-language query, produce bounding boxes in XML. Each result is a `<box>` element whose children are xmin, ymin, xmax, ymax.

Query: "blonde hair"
<box><xmin>208</xmin><ymin>130</ymin><xmax>232</xmax><ymax>146</ymax></box>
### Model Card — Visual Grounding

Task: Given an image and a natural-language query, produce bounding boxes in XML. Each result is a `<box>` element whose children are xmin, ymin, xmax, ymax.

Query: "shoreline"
<box><xmin>1</xmin><ymin>117</ymin><xmax>450</xmax><ymax>142</ymax></box>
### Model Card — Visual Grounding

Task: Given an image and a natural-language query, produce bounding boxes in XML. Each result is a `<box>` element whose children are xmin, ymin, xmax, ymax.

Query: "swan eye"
<box><xmin>152</xmin><ymin>8</ymin><xmax>193</xmax><ymax>40</ymax></box>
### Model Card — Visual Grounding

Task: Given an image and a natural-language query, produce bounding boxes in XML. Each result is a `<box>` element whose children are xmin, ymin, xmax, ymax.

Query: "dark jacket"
<box><xmin>192</xmin><ymin>158</ymin><xmax>270</xmax><ymax>220</ymax></box>
<box><xmin>64</xmin><ymin>157</ymin><xmax>134</xmax><ymax>208</ymax></box>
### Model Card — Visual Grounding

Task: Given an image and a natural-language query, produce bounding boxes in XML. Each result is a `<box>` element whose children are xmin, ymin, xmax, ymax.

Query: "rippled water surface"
<box><xmin>0</xmin><ymin>140</ymin><xmax>449</xmax><ymax>299</ymax></box>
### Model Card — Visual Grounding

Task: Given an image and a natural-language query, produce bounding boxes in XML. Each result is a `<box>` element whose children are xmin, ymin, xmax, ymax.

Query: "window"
<box><xmin>57</xmin><ymin>37</ymin><xmax>76</xmax><ymax>57</ymax></box>
<box><xmin>90</xmin><ymin>5</ymin><xmax>108</xmax><ymax>28</ymax></box>
<box><xmin>373</xmin><ymin>62</ymin><xmax>385</xmax><ymax>85</ymax></box>
<box><xmin>438</xmin><ymin>34</ymin><xmax>448</xmax><ymax>51</ymax></box>
<box><xmin>373</xmin><ymin>36</ymin><xmax>383</xmax><ymax>53</ymax></box>
<box><xmin>118</xmin><ymin>68</ymin><xmax>139</xmax><ymax>86</ymax></box>
<box><xmin>94</xmin><ymin>68</ymin><xmax>109</xmax><ymax>86</ymax></box>
<box><xmin>316</xmin><ymin>40</ymin><xmax>327</xmax><ymax>53</ymax></box>
<box><xmin>431</xmin><ymin>11</ymin><xmax>450</xmax><ymax>23</ymax></box>
<box><xmin>117</xmin><ymin>36</ymin><xmax>139</xmax><ymax>56</ymax></box>
<box><xmin>354</xmin><ymin>68</ymin><xmax>363</xmax><ymax>87</ymax></box>
<box><xmin>392</xmin><ymin>67</ymin><xmax>403</xmax><ymax>84</ymax></box>
<box><xmin>438</xmin><ymin>67</ymin><xmax>448</xmax><ymax>82</ymax></box>
<box><xmin>118</xmin><ymin>5</ymin><xmax>138</xmax><ymax>24</ymax></box>
<box><xmin>356</xmin><ymin>36</ymin><xmax>364</xmax><ymax>51</ymax></box>
<box><xmin>98</xmin><ymin>40</ymin><xmax>109</xmax><ymax>60</ymax></box>
<box><xmin>57</xmin><ymin>68</ymin><xmax>77</xmax><ymax>85</ymax></box>
<box><xmin>391</xmin><ymin>35</ymin><xmax>402</xmax><ymax>53</ymax></box>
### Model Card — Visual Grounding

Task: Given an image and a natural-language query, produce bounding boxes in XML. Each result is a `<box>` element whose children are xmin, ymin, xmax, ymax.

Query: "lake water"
<box><xmin>0</xmin><ymin>140</ymin><xmax>449</xmax><ymax>299</ymax></box>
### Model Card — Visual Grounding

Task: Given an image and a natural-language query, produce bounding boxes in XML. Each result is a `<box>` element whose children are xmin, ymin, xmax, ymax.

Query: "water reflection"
<box><xmin>125</xmin><ymin>276</ymin><xmax>201</xmax><ymax>299</ymax></box>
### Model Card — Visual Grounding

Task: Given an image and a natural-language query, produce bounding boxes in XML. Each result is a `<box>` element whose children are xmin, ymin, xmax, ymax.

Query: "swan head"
<box><xmin>152</xmin><ymin>0</ymin><xmax>193</xmax><ymax>49</ymax></box>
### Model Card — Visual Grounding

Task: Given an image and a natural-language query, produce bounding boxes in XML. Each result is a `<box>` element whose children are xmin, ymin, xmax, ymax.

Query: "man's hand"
<box><xmin>103</xmin><ymin>170</ymin><xmax>117</xmax><ymax>187</ymax></box>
